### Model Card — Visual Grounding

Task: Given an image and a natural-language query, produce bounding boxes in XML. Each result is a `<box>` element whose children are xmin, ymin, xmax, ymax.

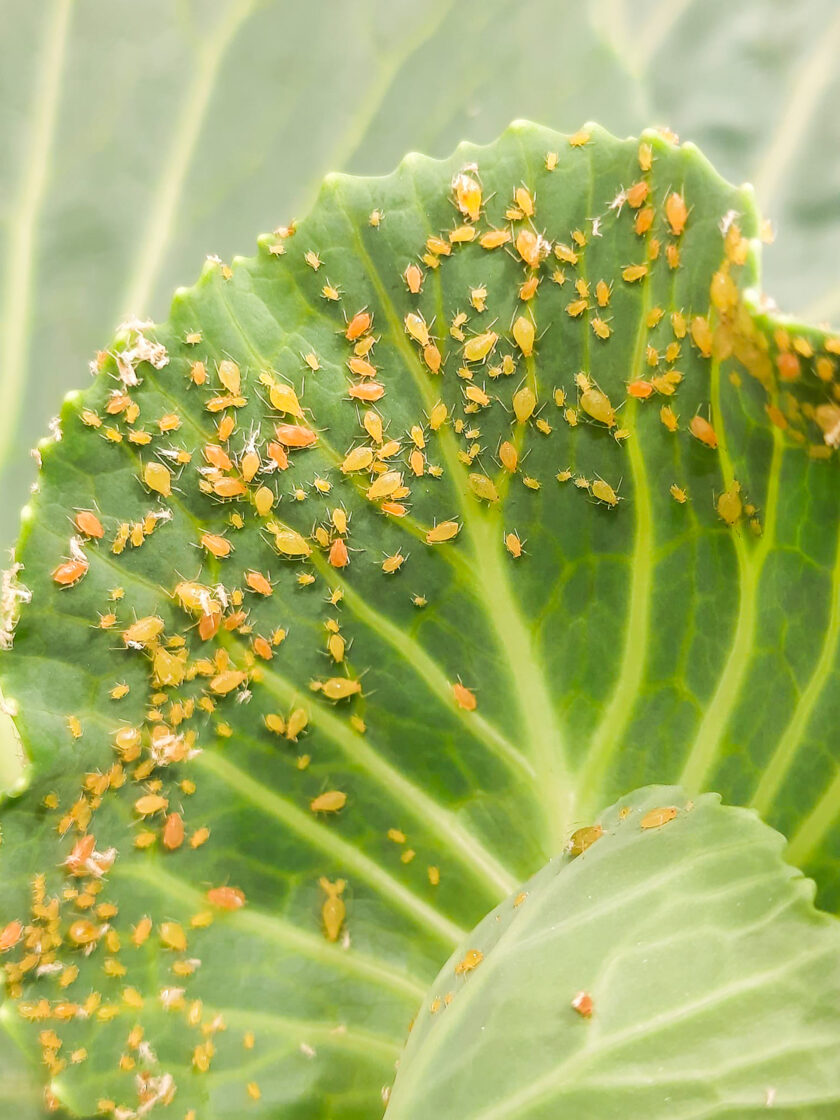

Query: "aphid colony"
<box><xmin>6</xmin><ymin>126</ymin><xmax>840</xmax><ymax>1118</ymax></box>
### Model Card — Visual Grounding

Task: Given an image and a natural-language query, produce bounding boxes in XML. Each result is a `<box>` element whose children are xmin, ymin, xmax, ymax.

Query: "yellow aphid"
<box><xmin>449</xmin><ymin>224</ymin><xmax>475</xmax><ymax>244</ymax></box>
<box><xmin>254</xmin><ymin>486</ymin><xmax>274</xmax><ymax>517</ymax></box>
<box><xmin>659</xmin><ymin>406</ymin><xmax>678</xmax><ymax>432</ymax></box>
<box><xmin>641</xmin><ymin>806</ymin><xmax>678</xmax><ymax>829</ymax></box>
<box><xmin>455</xmin><ymin>948</ymin><xmax>483</xmax><ymax>975</ymax></box>
<box><xmin>690</xmin><ymin>315</ymin><xmax>713</xmax><ymax>357</ymax></box>
<box><xmin>591</xmin><ymin>479</ymin><xmax>619</xmax><ymax>507</ymax></box>
<box><xmin>665</xmin><ymin>191</ymin><xmax>688</xmax><ymax>235</ymax></box>
<box><xmin>468</xmin><ymin>474</ymin><xmax>498</xmax><ymax>502</ymax></box>
<box><xmin>464</xmin><ymin>331</ymin><xmax>498</xmax><ymax>363</ymax></box>
<box><xmin>479</xmin><ymin>228</ymin><xmax>510</xmax><ymax>250</ymax></box>
<box><xmin>569</xmin><ymin>824</ymin><xmax>603</xmax><ymax>856</ymax></box>
<box><xmin>67</xmin><ymin>715</ymin><xmax>82</xmax><ymax>739</ymax></box>
<box><xmin>209</xmin><ymin>669</ymin><xmax>246</xmax><ymax>695</ymax></box>
<box><xmin>320</xmin><ymin>677</ymin><xmax>362</xmax><ymax>701</ymax></box>
<box><xmin>160</xmin><ymin>922</ymin><xmax>187</xmax><ymax>951</ymax></box>
<box><xmin>670</xmin><ymin>484</ymin><xmax>688</xmax><ymax>504</ymax></box>
<box><xmin>638</xmin><ymin>141</ymin><xmax>653</xmax><ymax>170</ymax></box>
<box><xmin>565</xmin><ymin>408</ymin><xmax>578</xmax><ymax>427</ymax></box>
<box><xmin>218</xmin><ymin>360</ymin><xmax>241</xmax><ymax>394</ymax></box>
<box><xmin>367</xmin><ymin>470</ymin><xmax>402</xmax><ymax>501</ymax></box>
<box><xmin>426</xmin><ymin>520</ymin><xmax>460</xmax><ymax>544</ymax></box>
<box><xmin>264</xmin><ymin>378</ymin><xmax>303</xmax><ymax>417</ymax></box>
<box><xmin>465</xmin><ymin>384</ymin><xmax>490</xmax><ymax>407</ymax></box>
<box><xmin>545</xmin><ymin>150</ymin><xmax>558</xmax><ymax>170</ymax></box>
<box><xmin>591</xmin><ymin>317</ymin><xmax>611</xmax><ymax>340</ymax></box>
<box><xmin>513</xmin><ymin>385</ymin><xmax>536</xmax><ymax>423</ymax></box>
<box><xmin>505</xmin><ymin>532</ymin><xmax>523</xmax><ymax>558</ymax></box>
<box><xmin>717</xmin><ymin>481</ymin><xmax>742</xmax><ymax>526</ymax></box>
<box><xmin>310</xmin><ymin>791</ymin><xmax>347</xmax><ymax>813</ymax></box>
<box><xmin>404</xmin><ymin>312</ymin><xmax>430</xmax><ymax>347</ymax></box>
<box><xmin>514</xmin><ymin>186</ymin><xmax>534</xmax><ymax>217</ymax></box>
<box><xmin>319</xmin><ymin>877</ymin><xmax>346</xmax><ymax>941</ymax></box>
<box><xmin>286</xmin><ymin>708</ymin><xmax>308</xmax><ymax>741</ymax></box>
<box><xmin>512</xmin><ymin>316</ymin><xmax>535</xmax><ymax>357</ymax></box>
<box><xmin>304</xmin><ymin>250</ymin><xmax>321</xmax><ymax>271</ymax></box>
<box><xmin>341</xmin><ymin>446</ymin><xmax>373</xmax><ymax>473</ymax></box>
<box><xmin>566</xmin><ymin>298</ymin><xmax>588</xmax><ymax>318</ymax></box>
<box><xmin>123</xmin><ymin>616</ymin><xmax>164</xmax><ymax>646</ymax></box>
<box><xmin>273</xmin><ymin>528</ymin><xmax>311</xmax><ymax>557</ymax></box>
<box><xmin>143</xmin><ymin>461</ymin><xmax>171</xmax><ymax>496</ymax></box>
<box><xmin>322</xmin><ymin>282</ymin><xmax>340</xmax><ymax>301</ymax></box>
<box><xmin>369</xmin><ymin>208</ymin><xmax>383</xmax><ymax>227</ymax></box>
<box><xmin>381</xmin><ymin>552</ymin><xmax>405</xmax><ymax>574</ymax></box>
<box><xmin>622</xmin><ymin>264</ymin><xmax>648</xmax><ymax>283</ymax></box>
<box><xmin>134</xmin><ymin>794</ymin><xmax>168</xmax><ymax>817</ymax></box>
<box><xmin>426</xmin><ymin>235</ymin><xmax>450</xmax><ymax>257</ymax></box>
<box><xmin>580</xmin><ymin>388</ymin><xmax>615</xmax><ymax>427</ymax></box>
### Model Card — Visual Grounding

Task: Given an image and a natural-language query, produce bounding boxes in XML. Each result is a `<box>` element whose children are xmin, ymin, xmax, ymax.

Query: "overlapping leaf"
<box><xmin>2</xmin><ymin>122</ymin><xmax>840</xmax><ymax>1116</ymax></box>
<box><xmin>387</xmin><ymin>789</ymin><xmax>840</xmax><ymax>1119</ymax></box>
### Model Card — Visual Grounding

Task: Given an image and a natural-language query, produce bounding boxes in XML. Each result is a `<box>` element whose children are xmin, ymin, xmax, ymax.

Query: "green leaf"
<box><xmin>2</xmin><ymin>120</ymin><xmax>840</xmax><ymax>1116</ymax></box>
<box><xmin>4</xmin><ymin>0</ymin><xmax>840</xmax><ymax>549</ymax></box>
<box><xmin>385</xmin><ymin>788</ymin><xmax>840</xmax><ymax>1119</ymax></box>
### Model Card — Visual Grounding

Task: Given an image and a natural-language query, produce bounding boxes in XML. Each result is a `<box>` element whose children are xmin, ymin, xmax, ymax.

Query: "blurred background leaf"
<box><xmin>2</xmin><ymin>0</ymin><xmax>840</xmax><ymax>558</ymax></box>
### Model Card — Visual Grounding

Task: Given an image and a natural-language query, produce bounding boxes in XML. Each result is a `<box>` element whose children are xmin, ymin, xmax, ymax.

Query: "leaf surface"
<box><xmin>1</xmin><ymin>121</ymin><xmax>840</xmax><ymax>1116</ymax></box>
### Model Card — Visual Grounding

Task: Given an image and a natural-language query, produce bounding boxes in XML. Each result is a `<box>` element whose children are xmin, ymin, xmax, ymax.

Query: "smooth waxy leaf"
<box><xmin>386</xmin><ymin>788</ymin><xmax>840</xmax><ymax>1119</ymax></box>
<box><xmin>3</xmin><ymin>0</ymin><xmax>840</xmax><ymax>550</ymax></box>
<box><xmin>2</xmin><ymin>121</ymin><xmax>840</xmax><ymax>1116</ymax></box>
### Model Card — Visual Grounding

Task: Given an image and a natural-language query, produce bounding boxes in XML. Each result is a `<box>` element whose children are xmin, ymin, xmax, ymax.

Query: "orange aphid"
<box><xmin>0</xmin><ymin>920</ymin><xmax>23</xmax><ymax>953</ymax></box>
<box><xmin>245</xmin><ymin>570</ymin><xmax>273</xmax><ymax>596</ymax></box>
<box><xmin>207</xmin><ymin>886</ymin><xmax>246</xmax><ymax>911</ymax></box>
<box><xmin>266</xmin><ymin>441</ymin><xmax>289</xmax><ymax>470</ymax></box>
<box><xmin>777</xmin><ymin>352</ymin><xmax>801</xmax><ymax>382</ymax></box>
<box><xmin>328</xmin><ymin>538</ymin><xmax>349</xmax><ymax>568</ymax></box>
<box><xmin>452</xmin><ymin>682</ymin><xmax>477</xmax><ymax>711</ymax></box>
<box><xmin>52</xmin><ymin>560</ymin><xmax>88</xmax><ymax>587</ymax></box>
<box><xmin>162</xmin><ymin>813</ymin><xmax>185</xmax><ymax>851</ymax></box>
<box><xmin>274</xmin><ymin>424</ymin><xmax>317</xmax><ymax>448</ymax></box>
<box><xmin>403</xmin><ymin>263</ymin><xmax>423</xmax><ymax>293</ymax></box>
<box><xmin>689</xmin><ymin>415</ymin><xmax>718</xmax><ymax>448</ymax></box>
<box><xmin>75</xmin><ymin>511</ymin><xmax>104</xmax><ymax>539</ymax></box>
<box><xmin>571</xmin><ymin>991</ymin><xmax>594</xmax><ymax>1018</ymax></box>
<box><xmin>348</xmin><ymin>382</ymin><xmax>385</xmax><ymax>402</ymax></box>
<box><xmin>665</xmin><ymin>191</ymin><xmax>688</xmax><ymax>236</ymax></box>
<box><xmin>627</xmin><ymin>380</ymin><xmax>653</xmax><ymax>400</ymax></box>
<box><xmin>345</xmin><ymin>311</ymin><xmax>371</xmax><ymax>340</ymax></box>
